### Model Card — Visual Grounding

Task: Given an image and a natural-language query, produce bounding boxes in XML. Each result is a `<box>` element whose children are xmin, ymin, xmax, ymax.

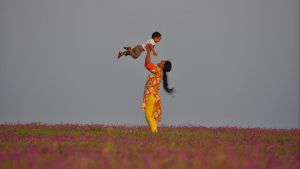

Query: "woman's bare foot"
<box><xmin>123</xmin><ymin>46</ymin><xmax>131</xmax><ymax>51</ymax></box>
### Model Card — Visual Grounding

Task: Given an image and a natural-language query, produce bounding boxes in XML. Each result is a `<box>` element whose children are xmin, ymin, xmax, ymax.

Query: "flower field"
<box><xmin>0</xmin><ymin>123</ymin><xmax>299</xmax><ymax>169</ymax></box>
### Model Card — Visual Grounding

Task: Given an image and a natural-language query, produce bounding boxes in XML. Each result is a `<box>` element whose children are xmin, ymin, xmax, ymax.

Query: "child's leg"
<box><xmin>145</xmin><ymin>94</ymin><xmax>158</xmax><ymax>133</ymax></box>
<box><xmin>123</xmin><ymin>46</ymin><xmax>131</xmax><ymax>51</ymax></box>
<box><xmin>118</xmin><ymin>50</ymin><xmax>132</xmax><ymax>59</ymax></box>
<box><xmin>121</xmin><ymin>45</ymin><xmax>144</xmax><ymax>60</ymax></box>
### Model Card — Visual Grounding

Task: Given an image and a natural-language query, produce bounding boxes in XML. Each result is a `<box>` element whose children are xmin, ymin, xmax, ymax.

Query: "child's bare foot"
<box><xmin>123</xmin><ymin>46</ymin><xmax>131</xmax><ymax>51</ymax></box>
<box><xmin>118</xmin><ymin>51</ymin><xmax>123</xmax><ymax>59</ymax></box>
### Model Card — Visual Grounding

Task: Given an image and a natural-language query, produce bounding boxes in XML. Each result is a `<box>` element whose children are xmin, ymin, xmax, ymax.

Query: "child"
<box><xmin>117</xmin><ymin>32</ymin><xmax>161</xmax><ymax>59</ymax></box>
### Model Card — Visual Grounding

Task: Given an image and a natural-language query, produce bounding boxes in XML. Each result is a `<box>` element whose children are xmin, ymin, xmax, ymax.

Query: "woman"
<box><xmin>141</xmin><ymin>46</ymin><xmax>174</xmax><ymax>133</ymax></box>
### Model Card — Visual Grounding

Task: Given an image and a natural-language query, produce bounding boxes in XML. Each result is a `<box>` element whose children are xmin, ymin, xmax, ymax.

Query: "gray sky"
<box><xmin>0</xmin><ymin>0</ymin><xmax>299</xmax><ymax>129</ymax></box>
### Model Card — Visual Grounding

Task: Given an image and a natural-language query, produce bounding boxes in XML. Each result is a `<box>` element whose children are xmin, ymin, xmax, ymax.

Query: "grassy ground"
<box><xmin>0</xmin><ymin>123</ymin><xmax>299</xmax><ymax>169</ymax></box>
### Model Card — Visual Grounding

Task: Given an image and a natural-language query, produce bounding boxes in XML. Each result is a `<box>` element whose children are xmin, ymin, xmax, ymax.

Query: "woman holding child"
<box><xmin>118</xmin><ymin>32</ymin><xmax>174</xmax><ymax>133</ymax></box>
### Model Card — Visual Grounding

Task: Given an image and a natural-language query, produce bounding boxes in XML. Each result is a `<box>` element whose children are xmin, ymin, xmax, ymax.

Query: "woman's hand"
<box><xmin>144</xmin><ymin>45</ymin><xmax>152</xmax><ymax>67</ymax></box>
<box><xmin>144</xmin><ymin>45</ymin><xmax>155</xmax><ymax>73</ymax></box>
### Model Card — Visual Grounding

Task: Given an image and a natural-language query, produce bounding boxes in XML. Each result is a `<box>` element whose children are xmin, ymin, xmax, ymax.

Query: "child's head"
<box><xmin>152</xmin><ymin>32</ymin><xmax>161</xmax><ymax>43</ymax></box>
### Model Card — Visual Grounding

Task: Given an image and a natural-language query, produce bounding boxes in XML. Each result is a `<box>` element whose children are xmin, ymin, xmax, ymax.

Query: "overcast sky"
<box><xmin>0</xmin><ymin>0</ymin><xmax>299</xmax><ymax>129</ymax></box>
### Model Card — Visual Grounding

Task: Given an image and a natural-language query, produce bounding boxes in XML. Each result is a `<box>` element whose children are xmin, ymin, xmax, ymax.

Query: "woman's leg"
<box><xmin>145</xmin><ymin>94</ymin><xmax>158</xmax><ymax>133</ymax></box>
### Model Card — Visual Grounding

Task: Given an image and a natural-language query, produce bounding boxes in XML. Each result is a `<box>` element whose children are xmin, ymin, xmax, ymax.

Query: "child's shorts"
<box><xmin>127</xmin><ymin>45</ymin><xmax>145</xmax><ymax>59</ymax></box>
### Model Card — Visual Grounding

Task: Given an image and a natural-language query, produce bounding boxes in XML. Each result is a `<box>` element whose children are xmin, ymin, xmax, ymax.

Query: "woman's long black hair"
<box><xmin>162</xmin><ymin>61</ymin><xmax>174</xmax><ymax>94</ymax></box>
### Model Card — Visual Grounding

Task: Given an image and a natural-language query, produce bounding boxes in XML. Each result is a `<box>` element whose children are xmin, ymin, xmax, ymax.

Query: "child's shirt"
<box><xmin>141</xmin><ymin>39</ymin><xmax>156</xmax><ymax>51</ymax></box>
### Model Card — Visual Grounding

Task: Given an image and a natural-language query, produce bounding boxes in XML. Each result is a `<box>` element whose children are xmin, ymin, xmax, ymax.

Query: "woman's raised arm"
<box><xmin>144</xmin><ymin>44</ymin><xmax>151</xmax><ymax>66</ymax></box>
<box><xmin>144</xmin><ymin>44</ymin><xmax>155</xmax><ymax>72</ymax></box>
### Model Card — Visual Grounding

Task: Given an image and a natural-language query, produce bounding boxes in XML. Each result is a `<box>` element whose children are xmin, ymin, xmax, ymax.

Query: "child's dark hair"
<box><xmin>152</xmin><ymin>32</ymin><xmax>161</xmax><ymax>39</ymax></box>
<box><xmin>162</xmin><ymin>61</ymin><xmax>174</xmax><ymax>94</ymax></box>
